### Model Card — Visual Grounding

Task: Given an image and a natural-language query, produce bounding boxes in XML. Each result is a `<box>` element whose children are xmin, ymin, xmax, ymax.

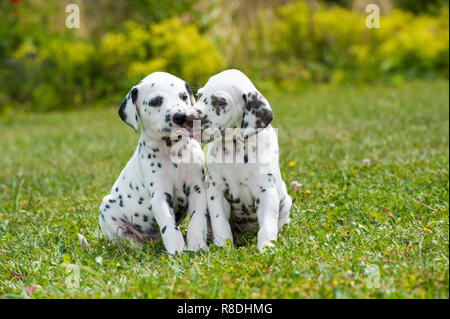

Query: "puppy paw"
<box><xmin>213</xmin><ymin>235</ymin><xmax>233</xmax><ymax>248</ymax></box>
<box><xmin>186</xmin><ymin>239</ymin><xmax>208</xmax><ymax>252</ymax></box>
<box><xmin>277</xmin><ymin>216</ymin><xmax>290</xmax><ymax>230</ymax></box>
<box><xmin>257</xmin><ymin>240</ymin><xmax>276</xmax><ymax>252</ymax></box>
<box><xmin>164</xmin><ymin>233</ymin><xmax>186</xmax><ymax>255</ymax></box>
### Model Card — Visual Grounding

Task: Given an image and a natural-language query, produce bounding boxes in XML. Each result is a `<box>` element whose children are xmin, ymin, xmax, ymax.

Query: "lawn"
<box><xmin>0</xmin><ymin>80</ymin><xmax>448</xmax><ymax>298</ymax></box>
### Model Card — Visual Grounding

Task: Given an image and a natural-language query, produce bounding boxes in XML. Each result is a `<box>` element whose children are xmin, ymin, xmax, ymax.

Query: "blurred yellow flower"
<box><xmin>289</xmin><ymin>161</ymin><xmax>296</xmax><ymax>167</ymax></box>
<box><xmin>332</xmin><ymin>280</ymin><xmax>338</xmax><ymax>285</ymax></box>
<box><xmin>423</xmin><ymin>226</ymin><xmax>430</xmax><ymax>232</ymax></box>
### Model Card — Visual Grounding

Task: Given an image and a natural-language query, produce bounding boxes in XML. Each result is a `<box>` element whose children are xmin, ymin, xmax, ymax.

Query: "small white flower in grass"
<box><xmin>363</xmin><ymin>158</ymin><xmax>371</xmax><ymax>166</ymax></box>
<box><xmin>95</xmin><ymin>256</ymin><xmax>103</xmax><ymax>264</ymax></box>
<box><xmin>78</xmin><ymin>233</ymin><xmax>89</xmax><ymax>249</ymax></box>
<box><xmin>290</xmin><ymin>181</ymin><xmax>303</xmax><ymax>191</ymax></box>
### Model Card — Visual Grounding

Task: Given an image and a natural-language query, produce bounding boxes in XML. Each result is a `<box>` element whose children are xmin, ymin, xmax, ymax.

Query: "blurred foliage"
<box><xmin>130</xmin><ymin>0</ymin><xmax>199</xmax><ymax>23</ymax></box>
<box><xmin>237</xmin><ymin>0</ymin><xmax>449</xmax><ymax>89</ymax></box>
<box><xmin>394</xmin><ymin>0</ymin><xmax>449</xmax><ymax>15</ymax></box>
<box><xmin>96</xmin><ymin>18</ymin><xmax>225</xmax><ymax>101</ymax></box>
<box><xmin>0</xmin><ymin>0</ymin><xmax>448</xmax><ymax>113</ymax></box>
<box><xmin>0</xmin><ymin>0</ymin><xmax>224</xmax><ymax>112</ymax></box>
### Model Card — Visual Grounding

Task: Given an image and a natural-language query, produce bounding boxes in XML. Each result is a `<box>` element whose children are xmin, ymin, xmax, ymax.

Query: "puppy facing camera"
<box><xmin>99</xmin><ymin>72</ymin><xmax>208</xmax><ymax>254</ymax></box>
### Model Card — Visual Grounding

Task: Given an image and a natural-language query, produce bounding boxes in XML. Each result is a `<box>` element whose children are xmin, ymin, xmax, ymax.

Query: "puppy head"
<box><xmin>186</xmin><ymin>69</ymin><xmax>273</xmax><ymax>142</ymax></box>
<box><xmin>118</xmin><ymin>72</ymin><xmax>195</xmax><ymax>139</ymax></box>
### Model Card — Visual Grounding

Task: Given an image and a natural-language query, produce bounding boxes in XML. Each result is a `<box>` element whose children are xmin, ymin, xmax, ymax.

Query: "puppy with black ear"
<box><xmin>99</xmin><ymin>72</ymin><xmax>208</xmax><ymax>254</ymax></box>
<box><xmin>185</xmin><ymin>69</ymin><xmax>292</xmax><ymax>251</ymax></box>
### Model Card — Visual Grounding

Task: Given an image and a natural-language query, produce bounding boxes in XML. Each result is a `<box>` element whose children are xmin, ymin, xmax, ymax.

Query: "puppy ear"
<box><xmin>118</xmin><ymin>86</ymin><xmax>139</xmax><ymax>132</ymax></box>
<box><xmin>240</xmin><ymin>91</ymin><xmax>273</xmax><ymax>139</ymax></box>
<box><xmin>185</xmin><ymin>82</ymin><xmax>195</xmax><ymax>106</ymax></box>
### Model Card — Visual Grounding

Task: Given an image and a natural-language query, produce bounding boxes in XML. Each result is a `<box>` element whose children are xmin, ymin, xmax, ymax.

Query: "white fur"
<box><xmin>186</xmin><ymin>69</ymin><xmax>292</xmax><ymax>251</ymax></box>
<box><xmin>99</xmin><ymin>72</ymin><xmax>208</xmax><ymax>254</ymax></box>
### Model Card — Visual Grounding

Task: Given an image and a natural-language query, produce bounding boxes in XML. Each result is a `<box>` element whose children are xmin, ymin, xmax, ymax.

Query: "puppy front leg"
<box><xmin>256</xmin><ymin>187</ymin><xmax>280</xmax><ymax>251</ymax></box>
<box><xmin>186</xmin><ymin>182</ymin><xmax>208</xmax><ymax>252</ymax></box>
<box><xmin>152</xmin><ymin>193</ymin><xmax>185</xmax><ymax>254</ymax></box>
<box><xmin>207</xmin><ymin>185</ymin><xmax>233</xmax><ymax>247</ymax></box>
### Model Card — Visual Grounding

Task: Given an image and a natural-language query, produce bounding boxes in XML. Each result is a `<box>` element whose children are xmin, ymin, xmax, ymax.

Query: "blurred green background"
<box><xmin>0</xmin><ymin>1</ymin><xmax>448</xmax><ymax>299</ymax></box>
<box><xmin>0</xmin><ymin>0</ymin><xmax>448</xmax><ymax>114</ymax></box>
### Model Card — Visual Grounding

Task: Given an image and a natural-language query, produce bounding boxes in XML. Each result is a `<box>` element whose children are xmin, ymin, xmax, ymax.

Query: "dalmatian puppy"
<box><xmin>99</xmin><ymin>72</ymin><xmax>208</xmax><ymax>254</ymax></box>
<box><xmin>184</xmin><ymin>69</ymin><xmax>292</xmax><ymax>251</ymax></box>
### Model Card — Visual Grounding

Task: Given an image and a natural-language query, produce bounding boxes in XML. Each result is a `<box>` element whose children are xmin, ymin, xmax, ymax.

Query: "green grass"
<box><xmin>0</xmin><ymin>80</ymin><xmax>448</xmax><ymax>298</ymax></box>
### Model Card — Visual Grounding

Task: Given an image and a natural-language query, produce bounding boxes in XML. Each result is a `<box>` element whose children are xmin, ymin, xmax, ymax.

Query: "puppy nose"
<box><xmin>173</xmin><ymin>112</ymin><xmax>187</xmax><ymax>126</ymax></box>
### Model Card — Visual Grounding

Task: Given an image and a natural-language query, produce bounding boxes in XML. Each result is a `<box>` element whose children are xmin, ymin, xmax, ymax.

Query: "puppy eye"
<box><xmin>211</xmin><ymin>95</ymin><xmax>227</xmax><ymax>107</ymax></box>
<box><xmin>149</xmin><ymin>96</ymin><xmax>163</xmax><ymax>107</ymax></box>
<box><xmin>179</xmin><ymin>92</ymin><xmax>188</xmax><ymax>102</ymax></box>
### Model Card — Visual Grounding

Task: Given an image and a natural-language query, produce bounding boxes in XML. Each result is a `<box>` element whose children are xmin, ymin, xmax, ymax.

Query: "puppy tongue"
<box><xmin>178</xmin><ymin>130</ymin><xmax>193</xmax><ymax>137</ymax></box>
